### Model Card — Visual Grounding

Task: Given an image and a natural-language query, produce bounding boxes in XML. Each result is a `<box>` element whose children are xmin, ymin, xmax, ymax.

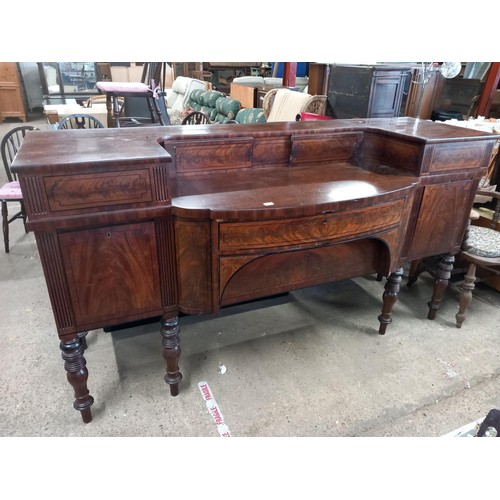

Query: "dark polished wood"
<box><xmin>11</xmin><ymin>118</ymin><xmax>499</xmax><ymax>423</ymax></box>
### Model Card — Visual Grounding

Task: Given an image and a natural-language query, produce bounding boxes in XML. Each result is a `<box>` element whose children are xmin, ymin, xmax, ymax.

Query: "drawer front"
<box><xmin>428</xmin><ymin>142</ymin><xmax>489</xmax><ymax>173</ymax></box>
<box><xmin>174</xmin><ymin>138</ymin><xmax>253</xmax><ymax>172</ymax></box>
<box><xmin>44</xmin><ymin>168</ymin><xmax>152</xmax><ymax>212</ymax></box>
<box><xmin>219</xmin><ymin>199</ymin><xmax>404</xmax><ymax>251</ymax></box>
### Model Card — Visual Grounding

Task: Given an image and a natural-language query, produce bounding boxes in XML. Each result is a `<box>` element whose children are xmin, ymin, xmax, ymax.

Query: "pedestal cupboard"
<box><xmin>0</xmin><ymin>62</ymin><xmax>27</xmax><ymax>123</ymax></box>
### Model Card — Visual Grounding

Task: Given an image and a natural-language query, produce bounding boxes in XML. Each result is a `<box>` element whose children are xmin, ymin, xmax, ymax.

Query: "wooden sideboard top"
<box><xmin>171</xmin><ymin>162</ymin><xmax>417</xmax><ymax>220</ymax></box>
<box><xmin>12</xmin><ymin>118</ymin><xmax>500</xmax><ymax>173</ymax></box>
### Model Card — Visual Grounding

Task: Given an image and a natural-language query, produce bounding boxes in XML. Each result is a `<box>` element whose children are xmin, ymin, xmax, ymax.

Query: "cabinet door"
<box><xmin>368</xmin><ymin>71</ymin><xmax>408</xmax><ymax>118</ymax></box>
<box><xmin>59</xmin><ymin>222</ymin><xmax>162</xmax><ymax>326</ymax></box>
<box><xmin>408</xmin><ymin>180</ymin><xmax>475</xmax><ymax>260</ymax></box>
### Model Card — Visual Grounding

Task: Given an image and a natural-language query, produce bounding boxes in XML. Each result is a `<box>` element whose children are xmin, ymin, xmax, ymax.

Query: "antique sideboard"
<box><xmin>11</xmin><ymin>117</ymin><xmax>499</xmax><ymax>423</ymax></box>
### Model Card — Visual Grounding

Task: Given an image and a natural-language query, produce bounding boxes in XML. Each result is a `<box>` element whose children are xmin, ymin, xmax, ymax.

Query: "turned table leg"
<box><xmin>427</xmin><ymin>254</ymin><xmax>454</xmax><ymax>320</ymax></box>
<box><xmin>378</xmin><ymin>267</ymin><xmax>403</xmax><ymax>335</ymax></box>
<box><xmin>60</xmin><ymin>336</ymin><xmax>94</xmax><ymax>423</ymax></box>
<box><xmin>456</xmin><ymin>263</ymin><xmax>476</xmax><ymax>328</ymax></box>
<box><xmin>161</xmin><ymin>315</ymin><xmax>182</xmax><ymax>397</ymax></box>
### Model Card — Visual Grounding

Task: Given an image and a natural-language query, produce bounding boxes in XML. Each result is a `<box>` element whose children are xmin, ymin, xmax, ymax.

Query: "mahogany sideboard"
<box><xmin>11</xmin><ymin>118</ymin><xmax>499</xmax><ymax>423</ymax></box>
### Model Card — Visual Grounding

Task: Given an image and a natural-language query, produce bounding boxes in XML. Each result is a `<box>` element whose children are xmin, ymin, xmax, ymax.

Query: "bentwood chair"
<box><xmin>181</xmin><ymin>111</ymin><xmax>211</xmax><ymax>125</ymax></box>
<box><xmin>56</xmin><ymin>114</ymin><xmax>105</xmax><ymax>129</ymax></box>
<box><xmin>0</xmin><ymin>126</ymin><xmax>38</xmax><ymax>253</ymax></box>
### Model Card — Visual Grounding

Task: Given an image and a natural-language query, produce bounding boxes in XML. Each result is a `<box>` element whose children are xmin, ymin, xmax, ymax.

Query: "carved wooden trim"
<box><xmin>152</xmin><ymin>164</ymin><xmax>170</xmax><ymax>203</ymax></box>
<box><xmin>36</xmin><ymin>232</ymin><xmax>75</xmax><ymax>333</ymax></box>
<box><xmin>156</xmin><ymin>216</ymin><xmax>177</xmax><ymax>308</ymax></box>
<box><xmin>20</xmin><ymin>176</ymin><xmax>48</xmax><ymax>215</ymax></box>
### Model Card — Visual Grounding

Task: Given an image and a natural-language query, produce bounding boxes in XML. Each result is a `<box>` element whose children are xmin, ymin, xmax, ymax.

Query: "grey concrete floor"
<box><xmin>1</xmin><ymin>113</ymin><xmax>500</xmax><ymax>439</ymax></box>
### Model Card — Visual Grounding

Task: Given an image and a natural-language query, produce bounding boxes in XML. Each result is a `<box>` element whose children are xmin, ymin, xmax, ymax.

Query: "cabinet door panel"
<box><xmin>59</xmin><ymin>222</ymin><xmax>161</xmax><ymax>325</ymax></box>
<box><xmin>408</xmin><ymin>180</ymin><xmax>474</xmax><ymax>259</ymax></box>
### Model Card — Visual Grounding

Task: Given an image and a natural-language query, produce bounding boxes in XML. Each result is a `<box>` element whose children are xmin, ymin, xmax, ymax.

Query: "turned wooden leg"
<box><xmin>60</xmin><ymin>336</ymin><xmax>94</xmax><ymax>423</ymax></box>
<box><xmin>2</xmin><ymin>200</ymin><xmax>9</xmax><ymax>253</ymax></box>
<box><xmin>112</xmin><ymin>95</ymin><xmax>121</xmax><ymax>128</ymax></box>
<box><xmin>456</xmin><ymin>263</ymin><xmax>476</xmax><ymax>328</ymax></box>
<box><xmin>427</xmin><ymin>254</ymin><xmax>454</xmax><ymax>320</ymax></box>
<box><xmin>407</xmin><ymin>259</ymin><xmax>423</xmax><ymax>286</ymax></box>
<box><xmin>378</xmin><ymin>267</ymin><xmax>403</xmax><ymax>335</ymax></box>
<box><xmin>161</xmin><ymin>315</ymin><xmax>182</xmax><ymax>397</ymax></box>
<box><xmin>105</xmin><ymin>94</ymin><xmax>113</xmax><ymax>128</ymax></box>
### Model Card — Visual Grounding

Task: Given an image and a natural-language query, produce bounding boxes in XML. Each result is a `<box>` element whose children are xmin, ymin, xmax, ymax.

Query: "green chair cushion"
<box><xmin>235</xmin><ymin>108</ymin><xmax>267</xmax><ymax>124</ymax></box>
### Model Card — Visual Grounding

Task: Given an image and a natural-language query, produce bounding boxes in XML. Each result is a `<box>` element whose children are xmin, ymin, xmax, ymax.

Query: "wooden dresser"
<box><xmin>11</xmin><ymin>118</ymin><xmax>499</xmax><ymax>423</ymax></box>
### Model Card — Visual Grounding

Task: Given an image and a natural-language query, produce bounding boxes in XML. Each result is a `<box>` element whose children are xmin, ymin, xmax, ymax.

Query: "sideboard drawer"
<box><xmin>44</xmin><ymin>168</ymin><xmax>152</xmax><ymax>212</ymax></box>
<box><xmin>219</xmin><ymin>199</ymin><xmax>405</xmax><ymax>252</ymax></box>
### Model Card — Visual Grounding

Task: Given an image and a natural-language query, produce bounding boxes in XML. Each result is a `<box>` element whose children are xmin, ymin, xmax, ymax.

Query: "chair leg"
<box><xmin>427</xmin><ymin>254</ymin><xmax>454</xmax><ymax>320</ymax></box>
<box><xmin>407</xmin><ymin>259</ymin><xmax>423</xmax><ymax>286</ymax></box>
<box><xmin>20</xmin><ymin>200</ymin><xmax>28</xmax><ymax>233</ymax></box>
<box><xmin>456</xmin><ymin>263</ymin><xmax>476</xmax><ymax>328</ymax></box>
<box><xmin>2</xmin><ymin>200</ymin><xmax>9</xmax><ymax>253</ymax></box>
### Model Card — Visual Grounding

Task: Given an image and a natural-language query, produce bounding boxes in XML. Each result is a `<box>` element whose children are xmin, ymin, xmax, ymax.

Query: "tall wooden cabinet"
<box><xmin>0</xmin><ymin>62</ymin><xmax>27</xmax><ymax>123</ymax></box>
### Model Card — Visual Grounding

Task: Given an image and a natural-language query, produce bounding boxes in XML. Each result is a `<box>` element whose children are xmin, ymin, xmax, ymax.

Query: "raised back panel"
<box><xmin>290</xmin><ymin>132</ymin><xmax>363</xmax><ymax>165</ymax></box>
<box><xmin>173</xmin><ymin>138</ymin><xmax>253</xmax><ymax>173</ymax></box>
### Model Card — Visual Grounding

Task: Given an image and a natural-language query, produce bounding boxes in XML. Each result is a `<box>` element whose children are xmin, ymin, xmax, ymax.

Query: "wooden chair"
<box><xmin>0</xmin><ymin>126</ymin><xmax>38</xmax><ymax>253</ymax></box>
<box><xmin>57</xmin><ymin>114</ymin><xmax>105</xmax><ymax>129</ymax></box>
<box><xmin>181</xmin><ymin>111</ymin><xmax>211</xmax><ymax>125</ymax></box>
<box><xmin>454</xmin><ymin>215</ymin><xmax>500</xmax><ymax>327</ymax></box>
<box><xmin>96</xmin><ymin>62</ymin><xmax>168</xmax><ymax>128</ymax></box>
<box><xmin>407</xmin><ymin>186</ymin><xmax>500</xmax><ymax>328</ymax></box>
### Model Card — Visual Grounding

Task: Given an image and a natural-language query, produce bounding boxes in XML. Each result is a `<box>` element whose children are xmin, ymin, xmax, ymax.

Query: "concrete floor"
<box><xmin>1</xmin><ymin>113</ymin><xmax>500</xmax><ymax>438</ymax></box>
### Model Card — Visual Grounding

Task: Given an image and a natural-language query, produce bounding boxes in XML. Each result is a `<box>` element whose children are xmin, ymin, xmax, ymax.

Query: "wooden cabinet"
<box><xmin>326</xmin><ymin>64</ymin><xmax>411</xmax><ymax>119</ymax></box>
<box><xmin>405</xmin><ymin>66</ymin><xmax>445</xmax><ymax>119</ymax></box>
<box><xmin>308</xmin><ymin>63</ymin><xmax>330</xmax><ymax>96</ymax></box>
<box><xmin>0</xmin><ymin>62</ymin><xmax>27</xmax><ymax>123</ymax></box>
<box><xmin>11</xmin><ymin>119</ymin><xmax>499</xmax><ymax>424</ymax></box>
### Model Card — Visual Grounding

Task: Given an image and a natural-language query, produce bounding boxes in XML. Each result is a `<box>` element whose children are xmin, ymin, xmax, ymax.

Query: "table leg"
<box><xmin>161</xmin><ymin>315</ymin><xmax>182</xmax><ymax>396</ymax></box>
<box><xmin>378</xmin><ymin>267</ymin><xmax>404</xmax><ymax>334</ymax></box>
<box><xmin>60</xmin><ymin>336</ymin><xmax>94</xmax><ymax>423</ymax></box>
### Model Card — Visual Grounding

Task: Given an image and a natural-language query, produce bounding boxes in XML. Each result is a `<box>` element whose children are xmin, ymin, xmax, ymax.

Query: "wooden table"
<box><xmin>11</xmin><ymin>118</ymin><xmax>499</xmax><ymax>423</ymax></box>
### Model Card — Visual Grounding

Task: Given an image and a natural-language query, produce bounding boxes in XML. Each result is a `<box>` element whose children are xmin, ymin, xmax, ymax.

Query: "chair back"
<box><xmin>1</xmin><ymin>126</ymin><xmax>38</xmax><ymax>181</ymax></box>
<box><xmin>57</xmin><ymin>114</ymin><xmax>105</xmax><ymax>129</ymax></box>
<box><xmin>181</xmin><ymin>111</ymin><xmax>211</xmax><ymax>125</ymax></box>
